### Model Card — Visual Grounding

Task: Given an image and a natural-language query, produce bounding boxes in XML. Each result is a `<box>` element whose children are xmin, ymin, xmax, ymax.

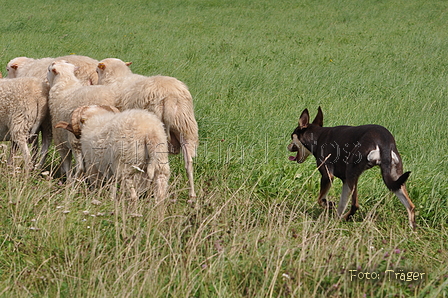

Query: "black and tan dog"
<box><xmin>288</xmin><ymin>107</ymin><xmax>415</xmax><ymax>229</ymax></box>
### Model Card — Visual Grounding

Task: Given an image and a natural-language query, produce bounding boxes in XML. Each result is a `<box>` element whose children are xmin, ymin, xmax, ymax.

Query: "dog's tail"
<box><xmin>379</xmin><ymin>146</ymin><xmax>411</xmax><ymax>191</ymax></box>
<box><xmin>383</xmin><ymin>171</ymin><xmax>411</xmax><ymax>191</ymax></box>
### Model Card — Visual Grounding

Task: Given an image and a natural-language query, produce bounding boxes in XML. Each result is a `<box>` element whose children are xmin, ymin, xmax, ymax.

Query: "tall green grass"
<box><xmin>1</xmin><ymin>0</ymin><xmax>447</xmax><ymax>296</ymax></box>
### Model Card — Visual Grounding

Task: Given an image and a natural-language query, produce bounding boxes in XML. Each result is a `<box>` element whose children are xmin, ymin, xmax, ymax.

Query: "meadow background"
<box><xmin>0</xmin><ymin>0</ymin><xmax>447</xmax><ymax>297</ymax></box>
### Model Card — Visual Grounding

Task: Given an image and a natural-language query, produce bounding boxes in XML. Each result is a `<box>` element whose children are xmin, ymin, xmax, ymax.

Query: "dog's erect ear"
<box><xmin>312</xmin><ymin>106</ymin><xmax>323</xmax><ymax>127</ymax></box>
<box><xmin>298</xmin><ymin>108</ymin><xmax>310</xmax><ymax>128</ymax></box>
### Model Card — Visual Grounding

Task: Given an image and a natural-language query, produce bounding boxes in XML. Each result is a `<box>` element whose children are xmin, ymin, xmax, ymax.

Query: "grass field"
<box><xmin>1</xmin><ymin>0</ymin><xmax>447</xmax><ymax>297</ymax></box>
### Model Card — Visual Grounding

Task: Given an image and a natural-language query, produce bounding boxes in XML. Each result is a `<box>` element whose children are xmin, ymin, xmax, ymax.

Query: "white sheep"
<box><xmin>55</xmin><ymin>105</ymin><xmax>170</xmax><ymax>202</ymax></box>
<box><xmin>47</xmin><ymin>60</ymin><xmax>117</xmax><ymax>179</ymax></box>
<box><xmin>4</xmin><ymin>55</ymin><xmax>99</xmax><ymax>167</ymax></box>
<box><xmin>0</xmin><ymin>76</ymin><xmax>50</xmax><ymax>170</ymax></box>
<box><xmin>6</xmin><ymin>55</ymin><xmax>99</xmax><ymax>85</ymax></box>
<box><xmin>97</xmin><ymin>58</ymin><xmax>199</xmax><ymax>198</ymax></box>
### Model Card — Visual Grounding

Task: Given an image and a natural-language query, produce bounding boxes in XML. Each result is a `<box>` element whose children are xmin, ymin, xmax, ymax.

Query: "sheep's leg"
<box><xmin>168</xmin><ymin>131</ymin><xmax>181</xmax><ymax>154</ymax></box>
<box><xmin>29</xmin><ymin>133</ymin><xmax>39</xmax><ymax>165</ymax></box>
<box><xmin>146</xmin><ymin>153</ymin><xmax>168</xmax><ymax>203</ymax></box>
<box><xmin>71</xmin><ymin>137</ymin><xmax>85</xmax><ymax>178</ymax></box>
<box><xmin>16</xmin><ymin>139</ymin><xmax>33</xmax><ymax>172</ymax></box>
<box><xmin>146</xmin><ymin>157</ymin><xmax>168</xmax><ymax>220</ymax></box>
<box><xmin>129</xmin><ymin>186</ymin><xmax>138</xmax><ymax>201</ymax></box>
<box><xmin>73</xmin><ymin>150</ymin><xmax>85</xmax><ymax>178</ymax></box>
<box><xmin>154</xmin><ymin>176</ymin><xmax>167</xmax><ymax>221</ymax></box>
<box><xmin>28</xmin><ymin>126</ymin><xmax>42</xmax><ymax>169</ymax></box>
<box><xmin>153</xmin><ymin>159</ymin><xmax>170</xmax><ymax>203</ymax></box>
<box><xmin>110</xmin><ymin>184</ymin><xmax>118</xmax><ymax>200</ymax></box>
<box><xmin>7</xmin><ymin>131</ymin><xmax>32</xmax><ymax>171</ymax></box>
<box><xmin>36</xmin><ymin>117</ymin><xmax>52</xmax><ymax>170</ymax></box>
<box><xmin>154</xmin><ymin>174</ymin><xmax>168</xmax><ymax>203</ymax></box>
<box><xmin>148</xmin><ymin>140</ymin><xmax>170</xmax><ymax>220</ymax></box>
<box><xmin>123</xmin><ymin>177</ymin><xmax>138</xmax><ymax>202</ymax></box>
<box><xmin>180</xmin><ymin>136</ymin><xmax>196</xmax><ymax>199</ymax></box>
<box><xmin>7</xmin><ymin>141</ymin><xmax>18</xmax><ymax>165</ymax></box>
<box><xmin>58</xmin><ymin>148</ymin><xmax>73</xmax><ymax>180</ymax></box>
<box><xmin>124</xmin><ymin>177</ymin><xmax>143</xmax><ymax>218</ymax></box>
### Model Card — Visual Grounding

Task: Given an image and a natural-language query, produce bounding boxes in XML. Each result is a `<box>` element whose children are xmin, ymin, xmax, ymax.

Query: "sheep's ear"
<box><xmin>51</xmin><ymin>68</ymin><xmax>58</xmax><ymax>75</ymax></box>
<box><xmin>98</xmin><ymin>105</ymin><xmax>120</xmax><ymax>114</ymax></box>
<box><xmin>125</xmin><ymin>62</ymin><xmax>132</xmax><ymax>66</ymax></box>
<box><xmin>10</xmin><ymin>64</ymin><xmax>19</xmax><ymax>70</ymax></box>
<box><xmin>55</xmin><ymin>121</ymin><xmax>82</xmax><ymax>139</ymax></box>
<box><xmin>97</xmin><ymin>63</ymin><xmax>106</xmax><ymax>70</ymax></box>
<box><xmin>55</xmin><ymin>121</ymin><xmax>74</xmax><ymax>134</ymax></box>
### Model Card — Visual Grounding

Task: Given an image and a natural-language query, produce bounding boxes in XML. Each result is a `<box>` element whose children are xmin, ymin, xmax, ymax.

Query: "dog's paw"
<box><xmin>321</xmin><ymin>199</ymin><xmax>335</xmax><ymax>209</ymax></box>
<box><xmin>343</xmin><ymin>213</ymin><xmax>353</xmax><ymax>221</ymax></box>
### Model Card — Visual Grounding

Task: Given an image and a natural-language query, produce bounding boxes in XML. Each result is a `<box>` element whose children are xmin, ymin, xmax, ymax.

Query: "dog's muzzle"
<box><xmin>288</xmin><ymin>134</ymin><xmax>311</xmax><ymax>163</ymax></box>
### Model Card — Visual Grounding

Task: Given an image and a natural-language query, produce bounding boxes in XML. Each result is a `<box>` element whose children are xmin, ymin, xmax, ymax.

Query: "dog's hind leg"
<box><xmin>338</xmin><ymin>179</ymin><xmax>359</xmax><ymax>221</ymax></box>
<box><xmin>337</xmin><ymin>182</ymin><xmax>352</xmax><ymax>217</ymax></box>
<box><xmin>394</xmin><ymin>185</ymin><xmax>416</xmax><ymax>230</ymax></box>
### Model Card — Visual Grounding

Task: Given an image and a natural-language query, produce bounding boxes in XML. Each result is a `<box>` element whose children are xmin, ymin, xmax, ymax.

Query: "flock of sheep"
<box><xmin>0</xmin><ymin>55</ymin><xmax>199</xmax><ymax>202</ymax></box>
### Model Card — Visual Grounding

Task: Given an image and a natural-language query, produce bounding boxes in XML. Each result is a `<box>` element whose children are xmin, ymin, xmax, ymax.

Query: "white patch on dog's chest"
<box><xmin>367</xmin><ymin>145</ymin><xmax>400</xmax><ymax>165</ymax></box>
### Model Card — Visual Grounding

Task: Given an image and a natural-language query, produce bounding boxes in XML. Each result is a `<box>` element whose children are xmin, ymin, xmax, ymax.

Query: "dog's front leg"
<box><xmin>394</xmin><ymin>185</ymin><xmax>416</xmax><ymax>230</ymax></box>
<box><xmin>318</xmin><ymin>174</ymin><xmax>334</xmax><ymax>208</ymax></box>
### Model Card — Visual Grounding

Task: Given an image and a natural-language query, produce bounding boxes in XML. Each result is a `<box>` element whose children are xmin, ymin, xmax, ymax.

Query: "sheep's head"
<box><xmin>6</xmin><ymin>56</ymin><xmax>30</xmax><ymax>78</ymax></box>
<box><xmin>96</xmin><ymin>58</ymin><xmax>132</xmax><ymax>84</ymax></box>
<box><xmin>47</xmin><ymin>60</ymin><xmax>77</xmax><ymax>85</ymax></box>
<box><xmin>55</xmin><ymin>105</ymin><xmax>120</xmax><ymax>138</ymax></box>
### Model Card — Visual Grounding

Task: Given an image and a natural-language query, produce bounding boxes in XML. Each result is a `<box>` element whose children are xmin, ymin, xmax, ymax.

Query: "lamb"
<box><xmin>96</xmin><ymin>58</ymin><xmax>199</xmax><ymax>198</ymax></box>
<box><xmin>47</xmin><ymin>60</ymin><xmax>117</xmax><ymax>179</ymax></box>
<box><xmin>6</xmin><ymin>55</ymin><xmax>99</xmax><ymax>85</ymax></box>
<box><xmin>0</xmin><ymin>76</ymin><xmax>50</xmax><ymax>170</ymax></box>
<box><xmin>55</xmin><ymin>105</ymin><xmax>170</xmax><ymax>202</ymax></box>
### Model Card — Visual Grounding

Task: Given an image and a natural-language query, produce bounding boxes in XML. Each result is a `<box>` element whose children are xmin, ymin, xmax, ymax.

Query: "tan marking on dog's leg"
<box><xmin>337</xmin><ymin>182</ymin><xmax>352</xmax><ymax>216</ymax></box>
<box><xmin>394</xmin><ymin>185</ymin><xmax>416</xmax><ymax>230</ymax></box>
<box><xmin>343</xmin><ymin>185</ymin><xmax>359</xmax><ymax>221</ymax></box>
